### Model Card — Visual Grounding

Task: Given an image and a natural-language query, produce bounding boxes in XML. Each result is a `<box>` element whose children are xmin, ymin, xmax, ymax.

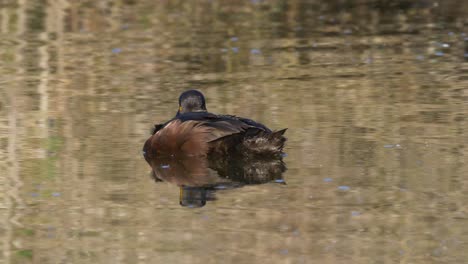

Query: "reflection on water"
<box><xmin>1</xmin><ymin>0</ymin><xmax>468</xmax><ymax>263</ymax></box>
<box><xmin>150</xmin><ymin>155</ymin><xmax>285</xmax><ymax>208</ymax></box>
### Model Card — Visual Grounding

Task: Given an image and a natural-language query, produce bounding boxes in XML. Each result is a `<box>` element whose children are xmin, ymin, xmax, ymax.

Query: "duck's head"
<box><xmin>177</xmin><ymin>90</ymin><xmax>207</xmax><ymax>114</ymax></box>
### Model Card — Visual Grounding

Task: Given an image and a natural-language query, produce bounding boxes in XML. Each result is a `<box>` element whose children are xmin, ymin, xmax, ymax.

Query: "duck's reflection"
<box><xmin>150</xmin><ymin>155</ymin><xmax>286</xmax><ymax>208</ymax></box>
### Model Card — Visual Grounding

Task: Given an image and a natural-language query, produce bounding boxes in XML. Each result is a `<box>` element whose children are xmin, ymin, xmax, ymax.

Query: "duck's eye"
<box><xmin>179</xmin><ymin>106</ymin><xmax>183</xmax><ymax>112</ymax></box>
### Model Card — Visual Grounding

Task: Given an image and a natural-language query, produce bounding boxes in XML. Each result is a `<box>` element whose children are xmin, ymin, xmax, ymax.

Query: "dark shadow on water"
<box><xmin>150</xmin><ymin>154</ymin><xmax>286</xmax><ymax>208</ymax></box>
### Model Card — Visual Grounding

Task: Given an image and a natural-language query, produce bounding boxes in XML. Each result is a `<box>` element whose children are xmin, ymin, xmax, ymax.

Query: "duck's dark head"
<box><xmin>178</xmin><ymin>90</ymin><xmax>207</xmax><ymax>114</ymax></box>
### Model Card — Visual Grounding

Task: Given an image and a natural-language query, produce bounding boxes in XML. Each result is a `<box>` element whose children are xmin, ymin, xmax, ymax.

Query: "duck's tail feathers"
<box><xmin>242</xmin><ymin>128</ymin><xmax>287</xmax><ymax>157</ymax></box>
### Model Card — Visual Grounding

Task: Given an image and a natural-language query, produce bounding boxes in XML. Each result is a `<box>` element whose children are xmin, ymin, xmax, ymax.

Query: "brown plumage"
<box><xmin>144</xmin><ymin>120</ymin><xmax>212</xmax><ymax>158</ymax></box>
<box><xmin>143</xmin><ymin>90</ymin><xmax>287</xmax><ymax>161</ymax></box>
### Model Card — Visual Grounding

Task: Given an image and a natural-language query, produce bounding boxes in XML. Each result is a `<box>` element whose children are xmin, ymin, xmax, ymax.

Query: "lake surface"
<box><xmin>1</xmin><ymin>0</ymin><xmax>467</xmax><ymax>263</ymax></box>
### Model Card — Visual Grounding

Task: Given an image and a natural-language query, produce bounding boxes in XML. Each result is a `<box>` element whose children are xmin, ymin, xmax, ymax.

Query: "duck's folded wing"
<box><xmin>218</xmin><ymin>115</ymin><xmax>271</xmax><ymax>133</ymax></box>
<box><xmin>162</xmin><ymin>112</ymin><xmax>268</xmax><ymax>141</ymax></box>
<box><xmin>202</xmin><ymin>119</ymin><xmax>251</xmax><ymax>141</ymax></box>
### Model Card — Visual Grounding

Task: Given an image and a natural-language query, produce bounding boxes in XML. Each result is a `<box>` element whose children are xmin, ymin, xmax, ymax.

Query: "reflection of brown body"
<box><xmin>151</xmin><ymin>155</ymin><xmax>286</xmax><ymax>187</ymax></box>
<box><xmin>151</xmin><ymin>155</ymin><xmax>286</xmax><ymax>208</ymax></box>
<box><xmin>151</xmin><ymin>156</ymin><xmax>220</xmax><ymax>187</ymax></box>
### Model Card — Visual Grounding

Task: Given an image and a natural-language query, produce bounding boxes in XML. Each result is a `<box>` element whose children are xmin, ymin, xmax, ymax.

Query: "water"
<box><xmin>1</xmin><ymin>0</ymin><xmax>467</xmax><ymax>263</ymax></box>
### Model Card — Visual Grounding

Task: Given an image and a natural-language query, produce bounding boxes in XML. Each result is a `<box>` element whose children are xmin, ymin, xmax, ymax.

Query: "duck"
<box><xmin>143</xmin><ymin>90</ymin><xmax>287</xmax><ymax>161</ymax></box>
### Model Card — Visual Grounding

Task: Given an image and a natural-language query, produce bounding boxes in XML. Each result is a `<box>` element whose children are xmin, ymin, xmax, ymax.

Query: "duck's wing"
<box><xmin>150</xmin><ymin>111</ymin><xmax>208</xmax><ymax>135</ymax></box>
<box><xmin>174</xmin><ymin>112</ymin><xmax>266</xmax><ymax>141</ymax></box>
<box><xmin>155</xmin><ymin>112</ymin><xmax>270</xmax><ymax>135</ymax></box>
<box><xmin>202</xmin><ymin>118</ymin><xmax>252</xmax><ymax>140</ymax></box>
<box><xmin>217</xmin><ymin>115</ymin><xmax>272</xmax><ymax>133</ymax></box>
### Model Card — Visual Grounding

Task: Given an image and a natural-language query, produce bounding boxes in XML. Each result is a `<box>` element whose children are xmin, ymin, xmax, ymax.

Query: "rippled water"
<box><xmin>1</xmin><ymin>1</ymin><xmax>467</xmax><ymax>263</ymax></box>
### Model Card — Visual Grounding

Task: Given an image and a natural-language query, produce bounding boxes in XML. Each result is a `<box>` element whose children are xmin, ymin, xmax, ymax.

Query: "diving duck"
<box><xmin>143</xmin><ymin>90</ymin><xmax>287</xmax><ymax>160</ymax></box>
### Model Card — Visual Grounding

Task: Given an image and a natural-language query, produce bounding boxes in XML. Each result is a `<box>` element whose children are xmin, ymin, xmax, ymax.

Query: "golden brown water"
<box><xmin>1</xmin><ymin>1</ymin><xmax>467</xmax><ymax>263</ymax></box>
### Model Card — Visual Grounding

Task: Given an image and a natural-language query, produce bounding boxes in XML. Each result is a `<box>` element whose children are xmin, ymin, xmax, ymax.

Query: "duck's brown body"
<box><xmin>143</xmin><ymin>90</ymin><xmax>287</xmax><ymax>162</ymax></box>
<box><xmin>144</xmin><ymin>120</ymin><xmax>214</xmax><ymax>158</ymax></box>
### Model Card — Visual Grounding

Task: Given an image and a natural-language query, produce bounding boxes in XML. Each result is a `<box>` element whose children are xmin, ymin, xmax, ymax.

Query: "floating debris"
<box><xmin>250</xmin><ymin>48</ymin><xmax>261</xmax><ymax>55</ymax></box>
<box><xmin>338</xmin><ymin>186</ymin><xmax>350</xmax><ymax>191</ymax></box>
<box><xmin>201</xmin><ymin>215</ymin><xmax>210</xmax><ymax>220</ymax></box>
<box><xmin>112</xmin><ymin>48</ymin><xmax>122</xmax><ymax>54</ymax></box>
<box><xmin>384</xmin><ymin>144</ymin><xmax>401</xmax><ymax>148</ymax></box>
<box><xmin>351</xmin><ymin>211</ymin><xmax>361</xmax><ymax>216</ymax></box>
<box><xmin>214</xmin><ymin>184</ymin><xmax>228</xmax><ymax>190</ymax></box>
<box><xmin>323</xmin><ymin>178</ymin><xmax>333</xmax><ymax>182</ymax></box>
<box><xmin>292</xmin><ymin>229</ymin><xmax>300</xmax><ymax>236</ymax></box>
